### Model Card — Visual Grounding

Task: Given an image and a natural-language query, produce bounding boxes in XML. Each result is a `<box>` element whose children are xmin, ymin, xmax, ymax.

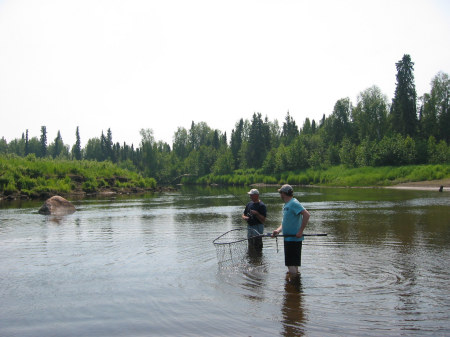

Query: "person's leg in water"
<box><xmin>248</xmin><ymin>224</ymin><xmax>264</xmax><ymax>251</ymax></box>
<box><xmin>284</xmin><ymin>241</ymin><xmax>302</xmax><ymax>281</ymax></box>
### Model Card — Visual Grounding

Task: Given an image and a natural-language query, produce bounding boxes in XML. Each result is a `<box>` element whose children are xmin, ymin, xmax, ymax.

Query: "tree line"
<box><xmin>1</xmin><ymin>54</ymin><xmax>449</xmax><ymax>184</ymax></box>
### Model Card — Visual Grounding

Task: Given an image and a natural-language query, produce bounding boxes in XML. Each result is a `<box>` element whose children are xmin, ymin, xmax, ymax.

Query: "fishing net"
<box><xmin>213</xmin><ymin>228</ymin><xmax>264</xmax><ymax>267</ymax></box>
<box><xmin>213</xmin><ymin>229</ymin><xmax>328</xmax><ymax>267</ymax></box>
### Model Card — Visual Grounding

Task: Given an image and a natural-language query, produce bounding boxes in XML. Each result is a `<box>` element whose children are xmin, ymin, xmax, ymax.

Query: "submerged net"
<box><xmin>213</xmin><ymin>228</ymin><xmax>264</xmax><ymax>267</ymax></box>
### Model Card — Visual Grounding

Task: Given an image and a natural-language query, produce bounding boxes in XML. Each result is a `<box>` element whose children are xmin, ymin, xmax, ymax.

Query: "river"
<box><xmin>1</xmin><ymin>186</ymin><xmax>449</xmax><ymax>336</ymax></box>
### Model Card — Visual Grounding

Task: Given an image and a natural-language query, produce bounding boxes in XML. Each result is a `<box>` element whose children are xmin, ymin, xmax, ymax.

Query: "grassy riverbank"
<box><xmin>2</xmin><ymin>154</ymin><xmax>449</xmax><ymax>200</ymax></box>
<box><xmin>0</xmin><ymin>154</ymin><xmax>157</xmax><ymax>200</ymax></box>
<box><xmin>194</xmin><ymin>164</ymin><xmax>450</xmax><ymax>187</ymax></box>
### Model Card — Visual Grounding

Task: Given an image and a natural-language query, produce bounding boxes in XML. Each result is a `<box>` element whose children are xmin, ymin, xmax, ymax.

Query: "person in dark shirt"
<box><xmin>242</xmin><ymin>188</ymin><xmax>267</xmax><ymax>250</ymax></box>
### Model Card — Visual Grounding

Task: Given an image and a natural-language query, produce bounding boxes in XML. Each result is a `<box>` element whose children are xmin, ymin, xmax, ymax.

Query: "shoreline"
<box><xmin>0</xmin><ymin>186</ymin><xmax>179</xmax><ymax>202</ymax></box>
<box><xmin>2</xmin><ymin>179</ymin><xmax>449</xmax><ymax>201</ymax></box>
<box><xmin>383</xmin><ymin>178</ymin><xmax>449</xmax><ymax>192</ymax></box>
<box><xmin>251</xmin><ymin>178</ymin><xmax>449</xmax><ymax>192</ymax></box>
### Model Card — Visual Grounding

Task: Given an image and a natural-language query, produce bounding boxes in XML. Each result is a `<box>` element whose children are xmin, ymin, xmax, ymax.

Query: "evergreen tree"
<box><xmin>230</xmin><ymin>119</ymin><xmax>244</xmax><ymax>168</ymax></box>
<box><xmin>281</xmin><ymin>111</ymin><xmax>299</xmax><ymax>145</ymax></box>
<box><xmin>0</xmin><ymin>137</ymin><xmax>8</xmax><ymax>154</ymax></box>
<box><xmin>25</xmin><ymin>129</ymin><xmax>29</xmax><ymax>155</ymax></box>
<box><xmin>212</xmin><ymin>130</ymin><xmax>220</xmax><ymax>150</ymax></box>
<box><xmin>52</xmin><ymin>130</ymin><xmax>64</xmax><ymax>158</ymax></box>
<box><xmin>311</xmin><ymin>119</ymin><xmax>317</xmax><ymax>133</ymax></box>
<box><xmin>73</xmin><ymin>126</ymin><xmax>82</xmax><ymax>160</ymax></box>
<box><xmin>40</xmin><ymin>126</ymin><xmax>47</xmax><ymax>157</ymax></box>
<box><xmin>220</xmin><ymin>131</ymin><xmax>227</xmax><ymax>148</ymax></box>
<box><xmin>106</xmin><ymin>128</ymin><xmax>113</xmax><ymax>160</ymax></box>
<box><xmin>100</xmin><ymin>131</ymin><xmax>106</xmax><ymax>161</ymax></box>
<box><xmin>301</xmin><ymin>118</ymin><xmax>312</xmax><ymax>135</ymax></box>
<box><xmin>246</xmin><ymin>113</ymin><xmax>270</xmax><ymax>168</ymax></box>
<box><xmin>390</xmin><ymin>54</ymin><xmax>418</xmax><ymax>137</ymax></box>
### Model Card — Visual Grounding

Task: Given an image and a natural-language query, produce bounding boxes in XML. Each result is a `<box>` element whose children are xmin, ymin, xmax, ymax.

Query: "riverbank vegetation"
<box><xmin>1</xmin><ymin>54</ymin><xmax>449</xmax><ymax>195</ymax></box>
<box><xmin>0</xmin><ymin>154</ymin><xmax>156</xmax><ymax>199</ymax></box>
<box><xmin>195</xmin><ymin>164</ymin><xmax>450</xmax><ymax>187</ymax></box>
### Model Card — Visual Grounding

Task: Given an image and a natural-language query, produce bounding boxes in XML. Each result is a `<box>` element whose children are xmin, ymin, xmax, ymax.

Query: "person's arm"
<box><xmin>250</xmin><ymin>209</ymin><xmax>266</xmax><ymax>223</ymax></box>
<box><xmin>296</xmin><ymin>209</ymin><xmax>310</xmax><ymax>237</ymax></box>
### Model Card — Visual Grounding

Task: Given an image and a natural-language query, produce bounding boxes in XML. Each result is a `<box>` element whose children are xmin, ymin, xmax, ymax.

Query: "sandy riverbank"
<box><xmin>386</xmin><ymin>178</ymin><xmax>450</xmax><ymax>192</ymax></box>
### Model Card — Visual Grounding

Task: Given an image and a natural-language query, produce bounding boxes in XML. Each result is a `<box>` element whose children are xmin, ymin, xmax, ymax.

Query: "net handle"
<box><xmin>264</xmin><ymin>233</ymin><xmax>328</xmax><ymax>237</ymax></box>
<box><xmin>212</xmin><ymin>228</ymin><xmax>327</xmax><ymax>245</ymax></box>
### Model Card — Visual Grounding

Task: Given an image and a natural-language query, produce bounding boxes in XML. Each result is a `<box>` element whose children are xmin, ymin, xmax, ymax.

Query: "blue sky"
<box><xmin>0</xmin><ymin>0</ymin><xmax>449</xmax><ymax>147</ymax></box>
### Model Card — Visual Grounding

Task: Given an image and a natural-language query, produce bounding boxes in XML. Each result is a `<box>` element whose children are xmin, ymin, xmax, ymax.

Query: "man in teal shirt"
<box><xmin>272</xmin><ymin>184</ymin><xmax>310</xmax><ymax>278</ymax></box>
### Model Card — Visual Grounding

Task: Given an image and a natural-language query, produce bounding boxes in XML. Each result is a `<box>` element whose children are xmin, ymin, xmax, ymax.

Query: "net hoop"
<box><xmin>212</xmin><ymin>228</ymin><xmax>262</xmax><ymax>245</ymax></box>
<box><xmin>213</xmin><ymin>228</ymin><xmax>262</xmax><ymax>267</ymax></box>
<box><xmin>213</xmin><ymin>228</ymin><xmax>327</xmax><ymax>266</ymax></box>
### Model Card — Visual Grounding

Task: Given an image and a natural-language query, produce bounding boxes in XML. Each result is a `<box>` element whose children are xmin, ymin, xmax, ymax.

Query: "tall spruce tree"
<box><xmin>73</xmin><ymin>126</ymin><xmax>82</xmax><ymax>160</ymax></box>
<box><xmin>230</xmin><ymin>119</ymin><xmax>244</xmax><ymax>168</ymax></box>
<box><xmin>246</xmin><ymin>113</ymin><xmax>270</xmax><ymax>168</ymax></box>
<box><xmin>281</xmin><ymin>111</ymin><xmax>299</xmax><ymax>145</ymax></box>
<box><xmin>390</xmin><ymin>54</ymin><xmax>418</xmax><ymax>137</ymax></box>
<box><xmin>52</xmin><ymin>130</ymin><xmax>64</xmax><ymax>158</ymax></box>
<box><xmin>106</xmin><ymin>128</ymin><xmax>113</xmax><ymax>161</ymax></box>
<box><xmin>40</xmin><ymin>126</ymin><xmax>47</xmax><ymax>157</ymax></box>
<box><xmin>25</xmin><ymin>129</ymin><xmax>29</xmax><ymax>155</ymax></box>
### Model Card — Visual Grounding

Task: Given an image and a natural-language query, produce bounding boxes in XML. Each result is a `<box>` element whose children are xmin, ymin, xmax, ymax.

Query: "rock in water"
<box><xmin>38</xmin><ymin>196</ymin><xmax>76</xmax><ymax>215</ymax></box>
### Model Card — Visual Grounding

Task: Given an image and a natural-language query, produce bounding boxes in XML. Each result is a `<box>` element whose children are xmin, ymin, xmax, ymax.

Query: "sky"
<box><xmin>0</xmin><ymin>0</ymin><xmax>449</xmax><ymax>148</ymax></box>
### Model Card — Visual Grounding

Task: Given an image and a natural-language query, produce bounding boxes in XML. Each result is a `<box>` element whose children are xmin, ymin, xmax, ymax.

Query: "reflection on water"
<box><xmin>282</xmin><ymin>276</ymin><xmax>305</xmax><ymax>337</ymax></box>
<box><xmin>0</xmin><ymin>187</ymin><xmax>449</xmax><ymax>336</ymax></box>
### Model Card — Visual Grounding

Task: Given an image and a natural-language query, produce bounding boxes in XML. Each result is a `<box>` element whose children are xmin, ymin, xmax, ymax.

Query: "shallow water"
<box><xmin>1</xmin><ymin>187</ymin><xmax>449</xmax><ymax>336</ymax></box>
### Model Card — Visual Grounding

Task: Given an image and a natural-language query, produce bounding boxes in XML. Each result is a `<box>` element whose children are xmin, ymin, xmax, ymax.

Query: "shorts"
<box><xmin>284</xmin><ymin>241</ymin><xmax>302</xmax><ymax>266</ymax></box>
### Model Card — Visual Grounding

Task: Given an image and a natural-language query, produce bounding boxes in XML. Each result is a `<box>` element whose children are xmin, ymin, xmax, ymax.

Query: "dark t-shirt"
<box><xmin>244</xmin><ymin>201</ymin><xmax>267</xmax><ymax>226</ymax></box>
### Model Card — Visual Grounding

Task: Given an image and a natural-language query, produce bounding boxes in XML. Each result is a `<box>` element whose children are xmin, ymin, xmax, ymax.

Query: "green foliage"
<box><xmin>199</xmin><ymin>164</ymin><xmax>450</xmax><ymax>187</ymax></box>
<box><xmin>1</xmin><ymin>58</ymin><xmax>449</xmax><ymax>188</ymax></box>
<box><xmin>0</xmin><ymin>154</ymin><xmax>156</xmax><ymax>197</ymax></box>
<box><xmin>390</xmin><ymin>54</ymin><xmax>418</xmax><ymax>137</ymax></box>
<box><xmin>427</xmin><ymin>136</ymin><xmax>450</xmax><ymax>164</ymax></box>
<box><xmin>352</xmin><ymin>85</ymin><xmax>388</xmax><ymax>141</ymax></box>
<box><xmin>340</xmin><ymin>138</ymin><xmax>356</xmax><ymax>167</ymax></box>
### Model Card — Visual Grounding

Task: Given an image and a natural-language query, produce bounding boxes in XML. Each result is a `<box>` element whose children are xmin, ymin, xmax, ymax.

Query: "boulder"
<box><xmin>38</xmin><ymin>196</ymin><xmax>76</xmax><ymax>215</ymax></box>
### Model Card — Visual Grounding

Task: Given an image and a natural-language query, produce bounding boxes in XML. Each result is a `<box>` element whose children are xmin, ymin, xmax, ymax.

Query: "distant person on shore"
<box><xmin>242</xmin><ymin>188</ymin><xmax>267</xmax><ymax>251</ymax></box>
<box><xmin>272</xmin><ymin>184</ymin><xmax>310</xmax><ymax>280</ymax></box>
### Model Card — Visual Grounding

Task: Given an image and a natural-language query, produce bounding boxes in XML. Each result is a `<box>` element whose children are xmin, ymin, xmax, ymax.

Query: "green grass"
<box><xmin>191</xmin><ymin>164</ymin><xmax>450</xmax><ymax>187</ymax></box>
<box><xmin>0</xmin><ymin>154</ymin><xmax>157</xmax><ymax>198</ymax></box>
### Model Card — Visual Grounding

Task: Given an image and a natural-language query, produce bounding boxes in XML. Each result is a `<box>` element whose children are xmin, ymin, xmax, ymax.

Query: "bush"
<box><xmin>82</xmin><ymin>178</ymin><xmax>98</xmax><ymax>192</ymax></box>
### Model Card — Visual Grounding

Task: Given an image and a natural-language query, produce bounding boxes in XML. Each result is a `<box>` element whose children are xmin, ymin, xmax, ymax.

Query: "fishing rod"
<box><xmin>230</xmin><ymin>192</ymin><xmax>249</xmax><ymax>207</ymax></box>
<box><xmin>230</xmin><ymin>192</ymin><xmax>255</xmax><ymax>220</ymax></box>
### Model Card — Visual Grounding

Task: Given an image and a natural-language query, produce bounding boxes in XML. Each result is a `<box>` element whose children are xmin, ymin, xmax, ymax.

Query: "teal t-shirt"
<box><xmin>282</xmin><ymin>198</ymin><xmax>305</xmax><ymax>242</ymax></box>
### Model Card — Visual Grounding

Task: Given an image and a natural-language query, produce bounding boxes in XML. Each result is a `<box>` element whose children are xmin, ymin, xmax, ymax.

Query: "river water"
<box><xmin>0</xmin><ymin>187</ymin><xmax>449</xmax><ymax>336</ymax></box>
